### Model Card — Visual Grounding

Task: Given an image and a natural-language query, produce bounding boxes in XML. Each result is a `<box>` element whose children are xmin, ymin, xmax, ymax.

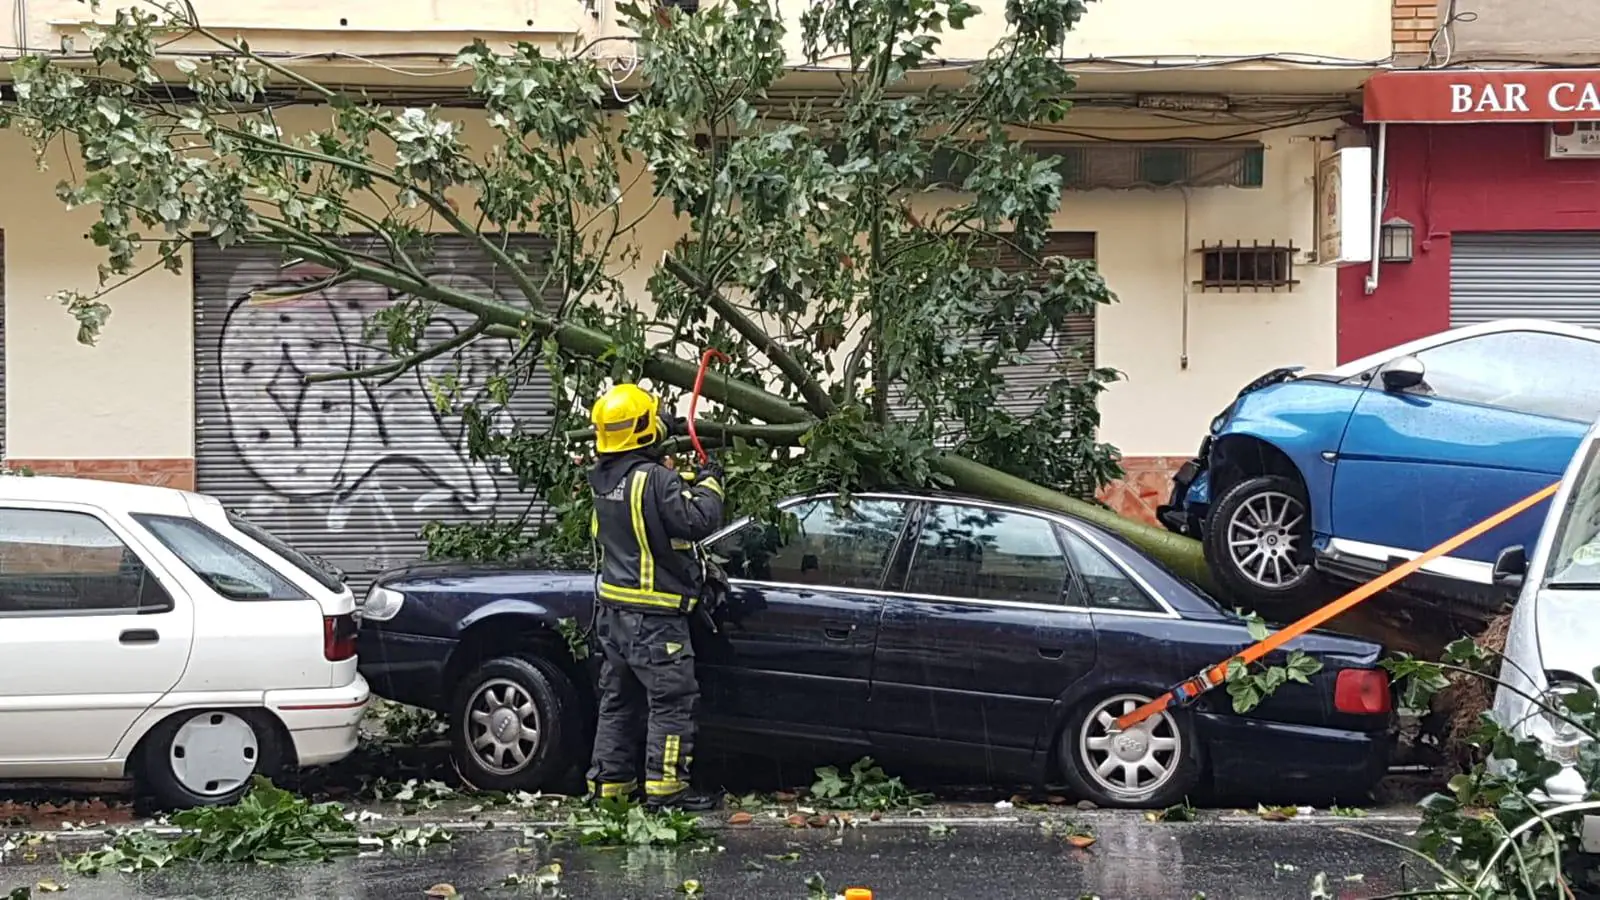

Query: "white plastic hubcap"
<box><xmin>170</xmin><ymin>711</ymin><xmax>259</xmax><ymax>797</ymax></box>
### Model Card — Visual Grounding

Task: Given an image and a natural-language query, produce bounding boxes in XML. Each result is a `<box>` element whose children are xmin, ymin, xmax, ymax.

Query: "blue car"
<box><xmin>1157</xmin><ymin>319</ymin><xmax>1600</xmax><ymax>613</ymax></box>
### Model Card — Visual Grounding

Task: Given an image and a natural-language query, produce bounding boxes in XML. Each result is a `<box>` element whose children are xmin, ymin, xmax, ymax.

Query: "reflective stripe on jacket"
<box><xmin>588</xmin><ymin>451</ymin><xmax>725</xmax><ymax>613</ymax></box>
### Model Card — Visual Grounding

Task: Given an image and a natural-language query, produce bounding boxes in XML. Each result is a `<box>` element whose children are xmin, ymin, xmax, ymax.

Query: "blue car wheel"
<box><xmin>1203</xmin><ymin>474</ymin><xmax>1319</xmax><ymax>604</ymax></box>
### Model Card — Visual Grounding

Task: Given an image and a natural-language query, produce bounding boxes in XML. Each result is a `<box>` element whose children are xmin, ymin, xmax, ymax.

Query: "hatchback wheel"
<box><xmin>451</xmin><ymin>654</ymin><xmax>575</xmax><ymax>792</ymax></box>
<box><xmin>1203</xmin><ymin>474</ymin><xmax>1319</xmax><ymax>605</ymax></box>
<box><xmin>137</xmin><ymin>709</ymin><xmax>282</xmax><ymax>810</ymax></box>
<box><xmin>1060</xmin><ymin>692</ymin><xmax>1199</xmax><ymax>809</ymax></box>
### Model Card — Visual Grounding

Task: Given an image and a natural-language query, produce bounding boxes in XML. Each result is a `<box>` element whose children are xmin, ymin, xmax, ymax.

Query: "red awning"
<box><xmin>1364</xmin><ymin>69</ymin><xmax>1600</xmax><ymax>123</ymax></box>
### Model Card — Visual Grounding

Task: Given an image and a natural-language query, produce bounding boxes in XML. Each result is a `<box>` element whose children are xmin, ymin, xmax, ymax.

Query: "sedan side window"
<box><xmin>1057</xmin><ymin>528</ymin><xmax>1163</xmax><ymax>614</ymax></box>
<box><xmin>903</xmin><ymin>504</ymin><xmax>1068</xmax><ymax>605</ymax></box>
<box><xmin>708</xmin><ymin>499</ymin><xmax>910</xmax><ymax>591</ymax></box>
<box><xmin>0</xmin><ymin>508</ymin><xmax>173</xmax><ymax>615</ymax></box>
<box><xmin>1412</xmin><ymin>331</ymin><xmax>1600</xmax><ymax>422</ymax></box>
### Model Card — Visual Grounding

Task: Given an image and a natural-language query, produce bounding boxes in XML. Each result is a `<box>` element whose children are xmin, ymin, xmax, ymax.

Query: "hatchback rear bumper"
<box><xmin>266</xmin><ymin>676</ymin><xmax>370</xmax><ymax>768</ymax></box>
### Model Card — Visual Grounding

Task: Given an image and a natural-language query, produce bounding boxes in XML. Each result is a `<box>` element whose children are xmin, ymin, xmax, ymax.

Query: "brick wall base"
<box><xmin>7</xmin><ymin>459</ymin><xmax>197</xmax><ymax>492</ymax></box>
<box><xmin>1097</xmin><ymin>455</ymin><xmax>1187</xmax><ymax>525</ymax></box>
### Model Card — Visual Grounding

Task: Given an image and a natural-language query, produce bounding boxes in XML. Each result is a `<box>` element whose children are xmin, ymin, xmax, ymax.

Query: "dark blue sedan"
<box><xmin>355</xmin><ymin>491</ymin><xmax>1395</xmax><ymax>808</ymax></box>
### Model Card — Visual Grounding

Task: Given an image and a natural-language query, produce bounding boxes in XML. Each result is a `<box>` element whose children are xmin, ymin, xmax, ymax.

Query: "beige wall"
<box><xmin>1</xmin><ymin>106</ymin><xmax>1336</xmax><ymax>462</ymax></box>
<box><xmin>15</xmin><ymin>0</ymin><xmax>1391</xmax><ymax>66</ymax></box>
<box><xmin>1432</xmin><ymin>0</ymin><xmax>1600</xmax><ymax>64</ymax></box>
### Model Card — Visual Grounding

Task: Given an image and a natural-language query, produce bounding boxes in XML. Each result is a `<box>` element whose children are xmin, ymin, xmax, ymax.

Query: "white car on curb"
<box><xmin>1492</xmin><ymin>414</ymin><xmax>1600</xmax><ymax>849</ymax></box>
<box><xmin>0</xmin><ymin>475</ymin><xmax>369</xmax><ymax>809</ymax></box>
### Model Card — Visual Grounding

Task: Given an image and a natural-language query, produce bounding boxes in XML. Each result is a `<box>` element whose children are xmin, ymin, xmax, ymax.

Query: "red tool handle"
<box><xmin>1113</xmin><ymin>481</ymin><xmax>1560</xmax><ymax>733</ymax></box>
<box><xmin>687</xmin><ymin>349</ymin><xmax>730</xmax><ymax>465</ymax></box>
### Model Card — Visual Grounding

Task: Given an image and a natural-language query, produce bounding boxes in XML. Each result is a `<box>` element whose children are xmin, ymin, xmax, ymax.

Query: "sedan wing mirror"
<box><xmin>1493</xmin><ymin>544</ymin><xmax>1528</xmax><ymax>590</ymax></box>
<box><xmin>1381</xmin><ymin>355</ymin><xmax>1426</xmax><ymax>392</ymax></box>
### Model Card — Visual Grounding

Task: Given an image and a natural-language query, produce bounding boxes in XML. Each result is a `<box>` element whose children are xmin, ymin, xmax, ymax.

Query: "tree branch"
<box><xmin>564</xmin><ymin>420</ymin><xmax>813</xmax><ymax>444</ymax></box>
<box><xmin>661</xmin><ymin>255</ymin><xmax>837</xmax><ymax>418</ymax></box>
<box><xmin>303</xmin><ymin>320</ymin><xmax>490</xmax><ymax>386</ymax></box>
<box><xmin>220</xmin><ymin>132</ymin><xmax>550</xmax><ymax>308</ymax></box>
<box><xmin>264</xmin><ymin>225</ymin><xmax>814</xmax><ymax>425</ymax></box>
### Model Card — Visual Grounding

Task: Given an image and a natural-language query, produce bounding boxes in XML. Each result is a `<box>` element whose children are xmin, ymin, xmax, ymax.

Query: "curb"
<box><xmin>2</xmin><ymin>810</ymin><xmax>1422</xmax><ymax>846</ymax></box>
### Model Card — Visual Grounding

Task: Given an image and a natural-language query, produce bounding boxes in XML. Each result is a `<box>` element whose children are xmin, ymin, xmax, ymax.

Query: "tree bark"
<box><xmin>933</xmin><ymin>454</ymin><xmax>1216</xmax><ymax>592</ymax></box>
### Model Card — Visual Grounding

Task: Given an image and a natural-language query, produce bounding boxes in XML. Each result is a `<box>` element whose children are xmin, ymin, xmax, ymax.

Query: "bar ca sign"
<box><xmin>1364</xmin><ymin>69</ymin><xmax>1600</xmax><ymax>122</ymax></box>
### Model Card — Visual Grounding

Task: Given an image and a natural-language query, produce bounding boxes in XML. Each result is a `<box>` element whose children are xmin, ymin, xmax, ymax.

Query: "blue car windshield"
<box><xmin>1547</xmin><ymin>439</ymin><xmax>1600</xmax><ymax>589</ymax></box>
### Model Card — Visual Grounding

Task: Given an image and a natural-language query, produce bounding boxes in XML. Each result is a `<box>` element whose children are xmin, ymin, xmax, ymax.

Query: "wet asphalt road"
<box><xmin>0</xmin><ymin>819</ymin><xmax>1423</xmax><ymax>899</ymax></box>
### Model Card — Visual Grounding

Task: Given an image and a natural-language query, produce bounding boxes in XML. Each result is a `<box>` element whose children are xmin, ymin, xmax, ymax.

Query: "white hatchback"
<box><xmin>0</xmin><ymin>475</ymin><xmax>368</xmax><ymax>808</ymax></box>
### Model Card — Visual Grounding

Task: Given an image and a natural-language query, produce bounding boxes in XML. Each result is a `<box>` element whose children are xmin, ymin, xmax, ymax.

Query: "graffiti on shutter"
<box><xmin>888</xmin><ymin>232</ymin><xmax>1097</xmax><ymax>437</ymax></box>
<box><xmin>193</xmin><ymin>235</ymin><xmax>555</xmax><ymax>589</ymax></box>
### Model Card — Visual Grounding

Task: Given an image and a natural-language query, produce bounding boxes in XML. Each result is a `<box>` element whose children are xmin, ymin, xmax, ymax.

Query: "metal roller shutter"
<box><xmin>976</xmin><ymin>231</ymin><xmax>1097</xmax><ymax>415</ymax></box>
<box><xmin>1451</xmin><ymin>232</ymin><xmax>1600</xmax><ymax>327</ymax></box>
<box><xmin>888</xmin><ymin>232</ymin><xmax>1097</xmax><ymax>433</ymax></box>
<box><xmin>193</xmin><ymin>235</ymin><xmax>555</xmax><ymax>591</ymax></box>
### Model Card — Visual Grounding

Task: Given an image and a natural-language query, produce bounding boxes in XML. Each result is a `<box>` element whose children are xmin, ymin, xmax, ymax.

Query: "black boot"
<box><xmin>646</xmin><ymin>789</ymin><xmax>721</xmax><ymax>812</ymax></box>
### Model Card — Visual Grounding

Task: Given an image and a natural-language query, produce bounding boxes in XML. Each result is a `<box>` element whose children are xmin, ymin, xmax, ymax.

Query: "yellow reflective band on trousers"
<box><xmin>629</xmin><ymin>470</ymin><xmax>656</xmax><ymax>593</ymax></box>
<box><xmin>646</xmin><ymin>735</ymin><xmax>684</xmax><ymax>797</ymax></box>
<box><xmin>588</xmin><ymin>779</ymin><xmax>637</xmax><ymax>799</ymax></box>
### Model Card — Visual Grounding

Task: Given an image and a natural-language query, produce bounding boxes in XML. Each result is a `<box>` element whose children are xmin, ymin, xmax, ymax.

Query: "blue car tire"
<box><xmin>1203</xmin><ymin>474</ymin><xmax>1320</xmax><ymax>605</ymax></box>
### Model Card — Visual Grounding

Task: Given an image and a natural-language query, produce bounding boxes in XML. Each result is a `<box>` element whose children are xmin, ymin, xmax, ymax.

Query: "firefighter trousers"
<box><xmin>585</xmin><ymin>604</ymin><xmax>699</xmax><ymax>801</ymax></box>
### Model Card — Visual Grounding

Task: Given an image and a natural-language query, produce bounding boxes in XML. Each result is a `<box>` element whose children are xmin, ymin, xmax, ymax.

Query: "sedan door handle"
<box><xmin>120</xmin><ymin>629</ymin><xmax>160</xmax><ymax>645</ymax></box>
<box><xmin>1037</xmin><ymin>647</ymin><xmax>1064</xmax><ymax>660</ymax></box>
<box><xmin>823</xmin><ymin>626</ymin><xmax>854</xmax><ymax>641</ymax></box>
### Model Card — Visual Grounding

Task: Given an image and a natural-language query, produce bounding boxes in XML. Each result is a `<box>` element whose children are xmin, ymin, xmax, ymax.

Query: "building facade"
<box><xmin>0</xmin><ymin>0</ymin><xmax>1394</xmax><ymax>582</ymax></box>
<box><xmin>1341</xmin><ymin>1</ymin><xmax>1600</xmax><ymax>362</ymax></box>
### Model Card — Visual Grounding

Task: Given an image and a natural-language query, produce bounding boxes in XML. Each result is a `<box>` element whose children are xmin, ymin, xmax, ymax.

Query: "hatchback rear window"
<box><xmin>226</xmin><ymin>512</ymin><xmax>345</xmax><ymax>593</ymax></box>
<box><xmin>134</xmin><ymin>514</ymin><xmax>311</xmax><ymax>602</ymax></box>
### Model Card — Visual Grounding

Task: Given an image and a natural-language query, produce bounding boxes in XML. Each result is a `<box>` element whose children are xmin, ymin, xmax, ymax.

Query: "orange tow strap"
<box><xmin>1112</xmin><ymin>481</ymin><xmax>1561</xmax><ymax>733</ymax></box>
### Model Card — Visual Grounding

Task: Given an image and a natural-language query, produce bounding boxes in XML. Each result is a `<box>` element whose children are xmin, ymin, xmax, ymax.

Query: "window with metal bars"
<box><xmin>1195</xmin><ymin>241</ymin><xmax>1298</xmax><ymax>292</ymax></box>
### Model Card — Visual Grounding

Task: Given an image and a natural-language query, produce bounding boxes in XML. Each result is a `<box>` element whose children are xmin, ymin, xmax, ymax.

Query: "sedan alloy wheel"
<box><xmin>1067</xmin><ymin>692</ymin><xmax>1194</xmax><ymax>806</ymax></box>
<box><xmin>465</xmin><ymin>677</ymin><xmax>544</xmax><ymax>775</ymax></box>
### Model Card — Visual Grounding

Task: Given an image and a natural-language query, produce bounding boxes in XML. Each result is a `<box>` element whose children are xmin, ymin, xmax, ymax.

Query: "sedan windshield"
<box><xmin>1547</xmin><ymin>441</ymin><xmax>1600</xmax><ymax>589</ymax></box>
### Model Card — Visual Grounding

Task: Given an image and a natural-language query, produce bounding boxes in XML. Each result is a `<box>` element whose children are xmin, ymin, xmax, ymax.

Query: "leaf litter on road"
<box><xmin>62</xmin><ymin>776</ymin><xmax>454</xmax><ymax>876</ymax></box>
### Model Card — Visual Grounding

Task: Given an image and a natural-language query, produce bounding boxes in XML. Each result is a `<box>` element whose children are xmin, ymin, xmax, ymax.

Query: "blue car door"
<box><xmin>866</xmin><ymin>500</ymin><xmax>1097</xmax><ymax>777</ymax></box>
<box><xmin>1330</xmin><ymin>328</ymin><xmax>1600</xmax><ymax>570</ymax></box>
<box><xmin>694</xmin><ymin>497</ymin><xmax>909</xmax><ymax>746</ymax></box>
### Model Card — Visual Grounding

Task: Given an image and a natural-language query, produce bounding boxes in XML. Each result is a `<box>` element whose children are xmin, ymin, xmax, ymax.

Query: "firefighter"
<box><xmin>584</xmin><ymin>382</ymin><xmax>725</xmax><ymax>812</ymax></box>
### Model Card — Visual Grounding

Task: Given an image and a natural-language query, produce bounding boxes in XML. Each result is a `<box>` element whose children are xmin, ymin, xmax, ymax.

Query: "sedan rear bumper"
<box><xmin>1199</xmin><ymin>712</ymin><xmax>1391</xmax><ymax>800</ymax></box>
<box><xmin>266</xmin><ymin>676</ymin><xmax>371</xmax><ymax>768</ymax></box>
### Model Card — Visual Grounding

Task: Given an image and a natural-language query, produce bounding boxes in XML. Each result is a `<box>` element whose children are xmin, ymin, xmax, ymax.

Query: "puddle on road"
<box><xmin>0</xmin><ymin>821</ymin><xmax>1422</xmax><ymax>899</ymax></box>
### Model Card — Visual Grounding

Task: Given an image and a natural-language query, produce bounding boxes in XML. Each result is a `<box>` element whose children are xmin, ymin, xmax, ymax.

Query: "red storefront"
<box><xmin>1340</xmin><ymin>69</ymin><xmax>1600</xmax><ymax>362</ymax></box>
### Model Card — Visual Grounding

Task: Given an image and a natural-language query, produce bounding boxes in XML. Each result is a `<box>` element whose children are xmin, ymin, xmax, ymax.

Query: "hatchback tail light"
<box><xmin>323</xmin><ymin>614</ymin><xmax>358</xmax><ymax>662</ymax></box>
<box><xmin>1335</xmin><ymin>668</ymin><xmax>1392</xmax><ymax>715</ymax></box>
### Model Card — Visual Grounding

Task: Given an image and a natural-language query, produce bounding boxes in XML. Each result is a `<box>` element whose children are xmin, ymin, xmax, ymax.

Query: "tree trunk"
<box><xmin>934</xmin><ymin>454</ymin><xmax>1215</xmax><ymax>592</ymax></box>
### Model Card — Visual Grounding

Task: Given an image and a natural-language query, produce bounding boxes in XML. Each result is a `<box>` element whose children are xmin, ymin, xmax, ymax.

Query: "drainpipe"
<box><xmin>1363</xmin><ymin>122</ymin><xmax>1387</xmax><ymax>295</ymax></box>
<box><xmin>1179</xmin><ymin>186</ymin><xmax>1191</xmax><ymax>370</ymax></box>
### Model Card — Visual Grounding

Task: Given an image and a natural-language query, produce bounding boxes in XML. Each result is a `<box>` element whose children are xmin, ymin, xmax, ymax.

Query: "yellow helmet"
<box><xmin>591</xmin><ymin>383</ymin><xmax>666</xmax><ymax>455</ymax></box>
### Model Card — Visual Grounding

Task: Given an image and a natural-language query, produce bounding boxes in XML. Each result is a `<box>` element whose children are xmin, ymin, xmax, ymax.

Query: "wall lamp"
<box><xmin>1380</xmin><ymin>217</ymin><xmax>1415</xmax><ymax>264</ymax></box>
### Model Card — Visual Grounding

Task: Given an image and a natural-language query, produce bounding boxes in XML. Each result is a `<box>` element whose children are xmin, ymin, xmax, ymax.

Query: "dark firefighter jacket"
<box><xmin>589</xmin><ymin>450</ymin><xmax>725</xmax><ymax>613</ymax></box>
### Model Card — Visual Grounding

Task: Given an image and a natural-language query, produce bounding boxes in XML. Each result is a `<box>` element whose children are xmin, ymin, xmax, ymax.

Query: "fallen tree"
<box><xmin>2</xmin><ymin>0</ymin><xmax>1215</xmax><ymax>586</ymax></box>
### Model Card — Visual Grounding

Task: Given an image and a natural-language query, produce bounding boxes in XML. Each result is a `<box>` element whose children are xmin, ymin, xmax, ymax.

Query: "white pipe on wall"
<box><xmin>1363</xmin><ymin>122</ymin><xmax>1388</xmax><ymax>295</ymax></box>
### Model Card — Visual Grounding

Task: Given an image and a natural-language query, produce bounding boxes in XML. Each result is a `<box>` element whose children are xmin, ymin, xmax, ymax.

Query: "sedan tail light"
<box><xmin>323</xmin><ymin>614</ymin><xmax>358</xmax><ymax>662</ymax></box>
<box><xmin>1334</xmin><ymin>668</ymin><xmax>1392</xmax><ymax>715</ymax></box>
